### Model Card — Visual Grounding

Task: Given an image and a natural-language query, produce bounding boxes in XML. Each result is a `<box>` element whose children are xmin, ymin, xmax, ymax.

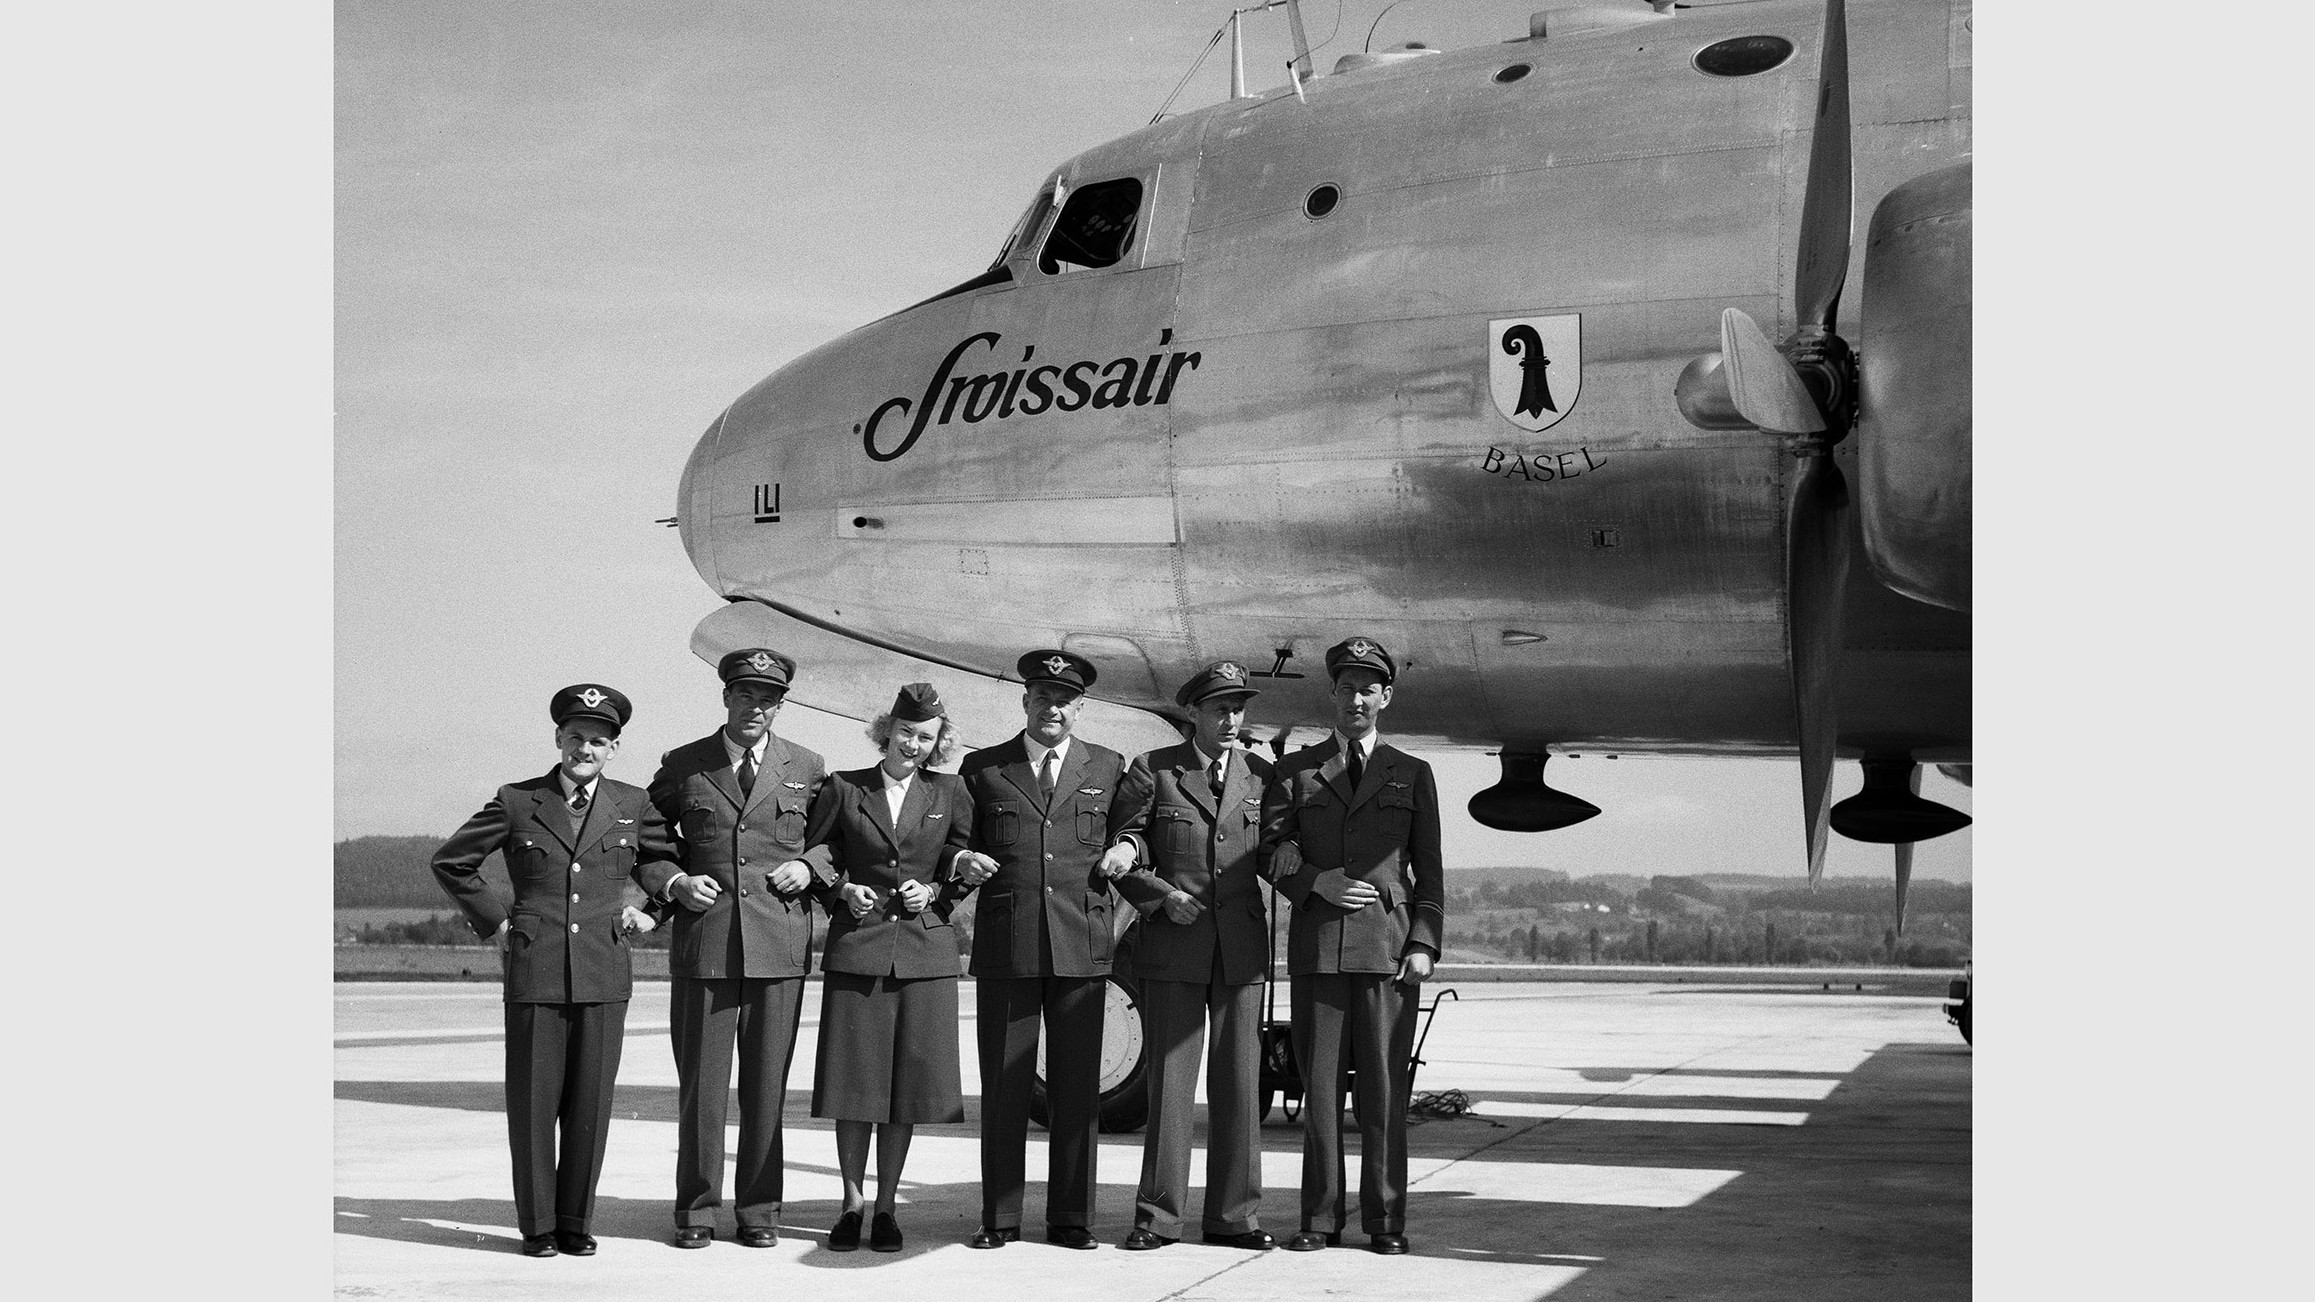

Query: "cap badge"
<box><xmin>1043</xmin><ymin>655</ymin><xmax>1070</xmax><ymax>677</ymax></box>
<box><xmin>747</xmin><ymin>651</ymin><xmax>776</xmax><ymax>674</ymax></box>
<box><xmin>577</xmin><ymin>688</ymin><xmax>607</xmax><ymax>709</ymax></box>
<box><xmin>1217</xmin><ymin>662</ymin><xmax>1243</xmax><ymax>681</ymax></box>
<box><xmin>1346</xmin><ymin>639</ymin><xmax>1375</xmax><ymax>658</ymax></box>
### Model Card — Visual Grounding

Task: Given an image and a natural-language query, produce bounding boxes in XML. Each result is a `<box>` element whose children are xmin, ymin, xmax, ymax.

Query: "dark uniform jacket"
<box><xmin>798</xmin><ymin>766</ymin><xmax>975</xmax><ymax>980</ymax></box>
<box><xmin>431</xmin><ymin>771</ymin><xmax>673</xmax><ymax>1004</ymax></box>
<box><xmin>1113</xmin><ymin>742</ymin><xmax>1275</xmax><ymax>986</ymax></box>
<box><xmin>642</xmin><ymin>732</ymin><xmax>831</xmax><ymax>979</ymax></box>
<box><xmin>958</xmin><ymin>734</ymin><xmax>1134</xmax><ymax>979</ymax></box>
<box><xmin>1259</xmin><ymin>737</ymin><xmax>1445</xmax><ymax>975</ymax></box>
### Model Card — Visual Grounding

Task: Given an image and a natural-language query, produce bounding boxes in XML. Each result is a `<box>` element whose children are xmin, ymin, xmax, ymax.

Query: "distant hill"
<box><xmin>336</xmin><ymin>835</ymin><xmax>503</xmax><ymax>907</ymax></box>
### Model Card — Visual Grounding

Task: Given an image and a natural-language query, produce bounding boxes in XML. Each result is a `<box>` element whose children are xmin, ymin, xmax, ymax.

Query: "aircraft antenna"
<box><xmin>1364</xmin><ymin>0</ymin><xmax>1411</xmax><ymax>52</ymax></box>
<box><xmin>1150</xmin><ymin>21</ymin><xmax>1231</xmax><ymax>123</ymax></box>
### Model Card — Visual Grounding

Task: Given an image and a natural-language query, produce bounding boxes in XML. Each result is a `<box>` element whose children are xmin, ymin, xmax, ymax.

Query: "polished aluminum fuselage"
<box><xmin>678</xmin><ymin>0</ymin><xmax>1971</xmax><ymax>759</ymax></box>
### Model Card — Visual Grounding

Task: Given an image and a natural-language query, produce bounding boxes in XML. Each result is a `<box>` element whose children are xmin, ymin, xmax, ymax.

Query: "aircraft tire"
<box><xmin>1026</xmin><ymin>975</ymin><xmax>1150</xmax><ymax>1134</ymax></box>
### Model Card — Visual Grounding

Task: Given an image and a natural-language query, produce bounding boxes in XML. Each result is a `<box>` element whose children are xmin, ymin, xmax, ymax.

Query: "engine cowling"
<box><xmin>1858</xmin><ymin>162</ymin><xmax>1972</xmax><ymax>613</ymax></box>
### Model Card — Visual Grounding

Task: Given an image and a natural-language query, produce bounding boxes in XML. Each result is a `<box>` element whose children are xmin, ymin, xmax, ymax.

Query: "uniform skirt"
<box><xmin>811</xmin><ymin>970</ymin><xmax>964</xmax><ymax>1124</ymax></box>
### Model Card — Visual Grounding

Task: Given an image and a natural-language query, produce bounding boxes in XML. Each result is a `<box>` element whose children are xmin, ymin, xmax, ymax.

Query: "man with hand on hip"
<box><xmin>430</xmin><ymin>683</ymin><xmax>672</xmax><ymax>1258</ymax></box>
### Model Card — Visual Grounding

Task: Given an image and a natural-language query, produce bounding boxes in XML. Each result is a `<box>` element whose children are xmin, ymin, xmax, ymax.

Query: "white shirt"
<box><xmin>721</xmin><ymin>731</ymin><xmax>769</xmax><ymax>778</ymax></box>
<box><xmin>881</xmin><ymin>765</ymin><xmax>915</xmax><ymax>825</ymax></box>
<box><xmin>1024</xmin><ymin>735</ymin><xmax>1072</xmax><ymax>786</ymax></box>
<box><xmin>556</xmin><ymin>771</ymin><xmax>599</xmax><ymax>811</ymax></box>
<box><xmin>1335</xmin><ymin>731</ymin><xmax>1379</xmax><ymax>766</ymax></box>
<box><xmin>1193</xmin><ymin>741</ymin><xmax>1230</xmax><ymax>790</ymax></box>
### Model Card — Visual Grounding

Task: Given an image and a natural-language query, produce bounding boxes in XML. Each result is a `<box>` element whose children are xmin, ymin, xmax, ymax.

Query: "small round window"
<box><xmin>1694</xmin><ymin>35</ymin><xmax>1794</xmax><ymax>78</ymax></box>
<box><xmin>1304</xmin><ymin>184</ymin><xmax>1341</xmax><ymax>219</ymax></box>
<box><xmin>1494</xmin><ymin>63</ymin><xmax>1531</xmax><ymax>84</ymax></box>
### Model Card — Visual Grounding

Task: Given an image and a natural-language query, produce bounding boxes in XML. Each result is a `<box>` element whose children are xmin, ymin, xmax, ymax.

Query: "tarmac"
<box><xmin>334</xmin><ymin>977</ymin><xmax>1969</xmax><ymax>1300</ymax></box>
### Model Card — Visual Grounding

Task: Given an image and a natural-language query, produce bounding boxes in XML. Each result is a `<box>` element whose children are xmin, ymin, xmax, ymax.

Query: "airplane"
<box><xmin>666</xmin><ymin>0</ymin><xmax>1972</xmax><ymax>930</ymax></box>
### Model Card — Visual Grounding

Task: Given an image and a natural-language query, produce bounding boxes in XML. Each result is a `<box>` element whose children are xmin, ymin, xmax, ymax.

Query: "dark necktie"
<box><xmin>738</xmin><ymin>749</ymin><xmax>758</xmax><ymax>797</ymax></box>
<box><xmin>1039</xmin><ymin>750</ymin><xmax>1058</xmax><ymax>800</ymax></box>
<box><xmin>1346</xmin><ymin>744</ymin><xmax>1364</xmax><ymax>792</ymax></box>
<box><xmin>569</xmin><ymin>784</ymin><xmax>589</xmax><ymax>813</ymax></box>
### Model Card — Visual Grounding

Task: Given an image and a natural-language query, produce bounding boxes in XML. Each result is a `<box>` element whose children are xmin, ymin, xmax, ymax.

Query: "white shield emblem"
<box><xmin>1217</xmin><ymin>662</ymin><xmax>1243</xmax><ymax>681</ymax></box>
<box><xmin>1043</xmin><ymin>656</ymin><xmax>1070</xmax><ymax>677</ymax></box>
<box><xmin>577</xmin><ymin>688</ymin><xmax>606</xmax><ymax>709</ymax></box>
<box><xmin>1346</xmin><ymin>639</ymin><xmax>1375</xmax><ymax>659</ymax></box>
<box><xmin>1489</xmin><ymin>314</ymin><xmax>1582</xmax><ymax>432</ymax></box>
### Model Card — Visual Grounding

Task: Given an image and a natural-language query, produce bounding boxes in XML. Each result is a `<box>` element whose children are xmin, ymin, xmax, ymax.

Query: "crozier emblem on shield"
<box><xmin>1489</xmin><ymin>314</ymin><xmax>1582</xmax><ymax>433</ymax></box>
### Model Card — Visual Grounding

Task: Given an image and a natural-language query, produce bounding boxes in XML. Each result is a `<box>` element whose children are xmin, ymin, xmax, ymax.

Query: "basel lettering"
<box><xmin>859</xmin><ymin>328</ymin><xmax>1202</xmax><ymax>462</ymax></box>
<box><xmin>1482</xmin><ymin>445</ymin><xmax>1606</xmax><ymax>484</ymax></box>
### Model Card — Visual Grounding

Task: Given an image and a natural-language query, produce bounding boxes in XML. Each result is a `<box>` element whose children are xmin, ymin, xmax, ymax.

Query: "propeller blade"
<box><xmin>1788</xmin><ymin>450</ymin><xmax>1852</xmax><ymax>884</ymax></box>
<box><xmin>1893</xmin><ymin>841</ymin><xmax>1913</xmax><ymax>936</ymax></box>
<box><xmin>1722</xmin><ymin>308</ymin><xmax>1825</xmax><ymax>434</ymax></box>
<box><xmin>1794</xmin><ymin>0</ymin><xmax>1852</xmax><ymax>334</ymax></box>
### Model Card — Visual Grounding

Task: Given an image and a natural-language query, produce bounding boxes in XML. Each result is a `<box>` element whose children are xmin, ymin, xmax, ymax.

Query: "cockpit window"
<box><xmin>1037</xmin><ymin>177</ymin><xmax>1143</xmax><ymax>274</ymax></box>
<box><xmin>992</xmin><ymin>187</ymin><xmax>1056</xmax><ymax>271</ymax></box>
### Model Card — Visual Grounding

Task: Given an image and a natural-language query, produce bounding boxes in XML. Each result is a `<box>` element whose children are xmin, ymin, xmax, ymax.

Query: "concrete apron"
<box><xmin>335</xmin><ymin>979</ymin><xmax>1969</xmax><ymax>1301</ymax></box>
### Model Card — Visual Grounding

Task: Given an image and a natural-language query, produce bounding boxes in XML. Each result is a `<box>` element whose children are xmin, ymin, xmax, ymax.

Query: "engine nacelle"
<box><xmin>1858</xmin><ymin>162</ymin><xmax>1972</xmax><ymax>612</ymax></box>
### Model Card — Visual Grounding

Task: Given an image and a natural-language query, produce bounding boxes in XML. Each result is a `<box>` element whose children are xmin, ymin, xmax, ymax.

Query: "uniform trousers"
<box><xmin>505</xmin><ymin>999</ymin><xmax>627</xmax><ymax>1237</ymax></box>
<box><xmin>1291</xmin><ymin>972</ymin><xmax>1417</xmax><ymax>1236</ymax></box>
<box><xmin>1133</xmin><ymin>969</ymin><xmax>1264</xmax><ymax>1236</ymax></box>
<box><xmin>669</xmin><ymin>974</ymin><xmax>805</xmax><ymax>1230</ymax></box>
<box><xmin>975</xmin><ymin>974</ymin><xmax>1104</xmax><ymax>1229</ymax></box>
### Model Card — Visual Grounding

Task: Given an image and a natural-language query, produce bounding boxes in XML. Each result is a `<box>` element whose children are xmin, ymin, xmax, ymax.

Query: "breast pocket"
<box><xmin>1074</xmin><ymin>797</ymin><xmax>1107</xmax><ymax>847</ymax></box>
<box><xmin>981</xmin><ymin>800</ymin><xmax>1019</xmax><ymax>849</ymax></box>
<box><xmin>1157</xmin><ymin>807</ymin><xmax>1195</xmax><ymax>857</ymax></box>
<box><xmin>775</xmin><ymin>797</ymin><xmax>808</xmax><ymax>841</ymax></box>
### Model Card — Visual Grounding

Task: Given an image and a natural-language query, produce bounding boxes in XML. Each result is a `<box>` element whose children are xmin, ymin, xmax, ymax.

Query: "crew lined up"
<box><xmin>429</xmin><ymin>636</ymin><xmax>1446</xmax><ymax>1259</ymax></box>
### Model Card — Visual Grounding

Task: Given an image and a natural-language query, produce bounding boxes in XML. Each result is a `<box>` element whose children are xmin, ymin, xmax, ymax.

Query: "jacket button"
<box><xmin>1044</xmin><ymin>853</ymin><xmax>1053</xmax><ymax>861</ymax></box>
<box><xmin>570</xmin><ymin>893</ymin><xmax>580</xmax><ymax>903</ymax></box>
<box><xmin>738</xmin><ymin>823</ymin><xmax>748</xmax><ymax>832</ymax></box>
<box><xmin>571</xmin><ymin>864</ymin><xmax>581</xmax><ymax>873</ymax></box>
<box><xmin>738</xmin><ymin>887</ymin><xmax>750</xmax><ymax>897</ymax></box>
<box><xmin>738</xmin><ymin>857</ymin><xmax>748</xmax><ymax>865</ymax></box>
<box><xmin>1045</xmin><ymin>819</ymin><xmax>1052</xmax><ymax>827</ymax></box>
<box><xmin>569</xmin><ymin>923</ymin><xmax>579</xmax><ymax>933</ymax></box>
<box><xmin>1216</xmin><ymin>831</ymin><xmax>1226</xmax><ymax>842</ymax></box>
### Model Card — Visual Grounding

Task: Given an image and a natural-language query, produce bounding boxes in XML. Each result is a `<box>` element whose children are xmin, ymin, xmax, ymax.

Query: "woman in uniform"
<box><xmin>799</xmin><ymin>682</ymin><xmax>974</xmax><ymax>1252</ymax></box>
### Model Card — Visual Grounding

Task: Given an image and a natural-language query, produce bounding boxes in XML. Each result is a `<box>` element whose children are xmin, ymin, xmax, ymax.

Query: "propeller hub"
<box><xmin>1786</xmin><ymin>329</ymin><xmax>1857</xmax><ymax>447</ymax></box>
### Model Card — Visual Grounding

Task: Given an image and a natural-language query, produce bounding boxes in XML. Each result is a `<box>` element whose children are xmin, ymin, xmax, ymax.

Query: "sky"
<box><xmin>335</xmin><ymin>0</ymin><xmax>1968</xmax><ymax>884</ymax></box>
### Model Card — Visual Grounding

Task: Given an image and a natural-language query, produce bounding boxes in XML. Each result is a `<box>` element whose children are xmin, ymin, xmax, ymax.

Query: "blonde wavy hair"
<box><xmin>865</xmin><ymin>712</ymin><xmax>963</xmax><ymax>769</ymax></box>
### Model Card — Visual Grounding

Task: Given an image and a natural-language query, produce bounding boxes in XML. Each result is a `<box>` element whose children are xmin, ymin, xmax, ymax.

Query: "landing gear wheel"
<box><xmin>1028</xmin><ymin>975</ymin><xmax>1149</xmax><ymax>1133</ymax></box>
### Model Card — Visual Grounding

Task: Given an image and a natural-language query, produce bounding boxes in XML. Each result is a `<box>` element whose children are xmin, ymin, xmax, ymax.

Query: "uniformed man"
<box><xmin>951</xmin><ymin>649</ymin><xmax>1138</xmax><ymax>1249</ymax></box>
<box><xmin>1259</xmin><ymin>637</ymin><xmax>1445</xmax><ymax>1256</ymax></box>
<box><xmin>1111</xmin><ymin>660</ymin><xmax>1277</xmax><ymax>1252</ymax></box>
<box><xmin>637</xmin><ymin>648</ymin><xmax>832</xmax><ymax>1249</ymax></box>
<box><xmin>430</xmin><ymin>684</ymin><xmax>673</xmax><ymax>1258</ymax></box>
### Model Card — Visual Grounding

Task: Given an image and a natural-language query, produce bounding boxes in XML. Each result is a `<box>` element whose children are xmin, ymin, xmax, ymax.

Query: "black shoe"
<box><xmin>737</xmin><ymin>1225</ymin><xmax>778</xmax><ymax>1248</ymax></box>
<box><xmin>969</xmin><ymin>1225</ymin><xmax>1020</xmax><ymax>1249</ymax></box>
<box><xmin>870</xmin><ymin>1212</ymin><xmax>903</xmax><ymax>1253</ymax></box>
<box><xmin>828</xmin><ymin>1211</ymin><xmax>862</xmax><ymax>1252</ymax></box>
<box><xmin>1369</xmin><ymin>1233</ymin><xmax>1410</xmax><ymax>1255</ymax></box>
<box><xmin>1201</xmin><ymin>1229</ymin><xmax>1275</xmax><ymax>1250</ymax></box>
<box><xmin>1120</xmin><ymin>1228</ymin><xmax>1176</xmax><ymax>1251</ymax></box>
<box><xmin>520</xmin><ymin>1233</ymin><xmax>558</xmax><ymax>1257</ymax></box>
<box><xmin>553</xmin><ymin>1230</ymin><xmax>596</xmax><ymax>1256</ymax></box>
<box><xmin>1044</xmin><ymin>1226</ymin><xmax>1097</xmax><ymax>1250</ymax></box>
<box><xmin>672</xmin><ymin>1226</ymin><xmax>713</xmax><ymax>1249</ymax></box>
<box><xmin>1285</xmin><ymin>1230</ymin><xmax>1341</xmax><ymax>1252</ymax></box>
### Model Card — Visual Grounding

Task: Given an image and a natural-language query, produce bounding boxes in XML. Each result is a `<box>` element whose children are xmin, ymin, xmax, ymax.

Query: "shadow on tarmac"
<box><xmin>336</xmin><ymin>1041</ymin><xmax>1968</xmax><ymax>1289</ymax></box>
